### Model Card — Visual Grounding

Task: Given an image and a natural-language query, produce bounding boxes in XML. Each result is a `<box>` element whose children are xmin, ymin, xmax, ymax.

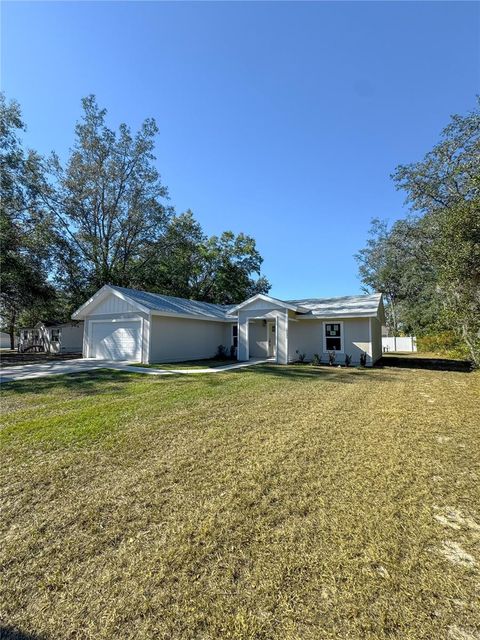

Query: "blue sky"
<box><xmin>2</xmin><ymin>1</ymin><xmax>479</xmax><ymax>299</ymax></box>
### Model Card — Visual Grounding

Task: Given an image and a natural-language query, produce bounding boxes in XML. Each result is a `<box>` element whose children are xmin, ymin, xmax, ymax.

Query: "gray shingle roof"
<box><xmin>110</xmin><ymin>286</ymin><xmax>235</xmax><ymax>319</ymax></box>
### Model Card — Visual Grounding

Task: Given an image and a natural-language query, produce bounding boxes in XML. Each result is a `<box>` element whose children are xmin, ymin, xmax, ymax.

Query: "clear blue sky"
<box><xmin>2</xmin><ymin>1</ymin><xmax>479</xmax><ymax>299</ymax></box>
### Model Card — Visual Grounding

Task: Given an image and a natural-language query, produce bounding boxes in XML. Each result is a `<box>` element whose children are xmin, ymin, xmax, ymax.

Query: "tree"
<box><xmin>428</xmin><ymin>198</ymin><xmax>480</xmax><ymax>366</ymax></box>
<box><xmin>355</xmin><ymin>218</ymin><xmax>404</xmax><ymax>334</ymax></box>
<box><xmin>357</xmin><ymin>100</ymin><xmax>480</xmax><ymax>364</ymax></box>
<box><xmin>0</xmin><ymin>94</ymin><xmax>57</xmax><ymax>347</ymax></box>
<box><xmin>42</xmin><ymin>95</ymin><xmax>172</xmax><ymax>302</ymax></box>
<box><xmin>140</xmin><ymin>210</ymin><xmax>270</xmax><ymax>304</ymax></box>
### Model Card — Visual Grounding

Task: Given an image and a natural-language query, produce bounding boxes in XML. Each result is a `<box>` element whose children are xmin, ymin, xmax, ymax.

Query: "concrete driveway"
<box><xmin>0</xmin><ymin>358</ymin><xmax>269</xmax><ymax>383</ymax></box>
<box><xmin>0</xmin><ymin>358</ymin><xmax>124</xmax><ymax>383</ymax></box>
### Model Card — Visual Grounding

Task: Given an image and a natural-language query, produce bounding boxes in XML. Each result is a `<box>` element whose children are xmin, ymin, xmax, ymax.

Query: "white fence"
<box><xmin>382</xmin><ymin>336</ymin><xmax>417</xmax><ymax>353</ymax></box>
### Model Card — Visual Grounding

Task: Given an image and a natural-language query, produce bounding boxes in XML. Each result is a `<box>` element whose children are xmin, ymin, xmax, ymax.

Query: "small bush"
<box><xmin>230</xmin><ymin>344</ymin><xmax>237</xmax><ymax>359</ymax></box>
<box><xmin>345</xmin><ymin>354</ymin><xmax>352</xmax><ymax>367</ymax></box>
<box><xmin>312</xmin><ymin>353</ymin><xmax>321</xmax><ymax>366</ymax></box>
<box><xmin>360</xmin><ymin>352</ymin><xmax>367</xmax><ymax>367</ymax></box>
<box><xmin>295</xmin><ymin>350</ymin><xmax>306</xmax><ymax>363</ymax></box>
<box><xmin>328</xmin><ymin>351</ymin><xmax>336</xmax><ymax>366</ymax></box>
<box><xmin>216</xmin><ymin>345</ymin><xmax>228</xmax><ymax>360</ymax></box>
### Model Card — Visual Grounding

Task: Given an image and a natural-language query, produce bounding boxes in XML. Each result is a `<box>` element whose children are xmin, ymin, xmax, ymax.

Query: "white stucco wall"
<box><xmin>149</xmin><ymin>316</ymin><xmax>229</xmax><ymax>363</ymax></box>
<box><xmin>237</xmin><ymin>307</ymin><xmax>289</xmax><ymax>363</ymax></box>
<box><xmin>248</xmin><ymin>321</ymin><xmax>268</xmax><ymax>358</ymax></box>
<box><xmin>59</xmin><ymin>323</ymin><xmax>84</xmax><ymax>353</ymax></box>
<box><xmin>288</xmin><ymin>317</ymin><xmax>372</xmax><ymax>365</ymax></box>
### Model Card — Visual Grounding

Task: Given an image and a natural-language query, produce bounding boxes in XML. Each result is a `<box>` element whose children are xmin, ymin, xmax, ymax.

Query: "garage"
<box><xmin>90</xmin><ymin>320</ymin><xmax>142</xmax><ymax>361</ymax></box>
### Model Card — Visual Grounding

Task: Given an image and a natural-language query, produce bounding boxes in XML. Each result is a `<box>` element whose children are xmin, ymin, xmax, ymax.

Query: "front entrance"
<box><xmin>267</xmin><ymin>321</ymin><xmax>276</xmax><ymax>358</ymax></box>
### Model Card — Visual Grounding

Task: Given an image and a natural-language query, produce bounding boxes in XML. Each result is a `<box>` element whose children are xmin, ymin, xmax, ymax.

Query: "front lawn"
<box><xmin>1</xmin><ymin>365</ymin><xmax>479</xmax><ymax>639</ymax></box>
<box><xmin>130</xmin><ymin>358</ymin><xmax>238</xmax><ymax>370</ymax></box>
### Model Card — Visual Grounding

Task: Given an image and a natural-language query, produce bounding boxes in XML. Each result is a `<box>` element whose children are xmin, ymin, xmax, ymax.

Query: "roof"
<box><xmin>226</xmin><ymin>293</ymin><xmax>309</xmax><ymax>315</ymax></box>
<box><xmin>286</xmin><ymin>293</ymin><xmax>382</xmax><ymax>318</ymax></box>
<box><xmin>72</xmin><ymin>285</ymin><xmax>382</xmax><ymax>321</ymax></box>
<box><xmin>73</xmin><ymin>285</ymin><xmax>235</xmax><ymax>320</ymax></box>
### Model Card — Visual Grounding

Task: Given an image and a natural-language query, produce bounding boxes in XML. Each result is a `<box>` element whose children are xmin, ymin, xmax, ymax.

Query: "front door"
<box><xmin>267</xmin><ymin>321</ymin><xmax>276</xmax><ymax>358</ymax></box>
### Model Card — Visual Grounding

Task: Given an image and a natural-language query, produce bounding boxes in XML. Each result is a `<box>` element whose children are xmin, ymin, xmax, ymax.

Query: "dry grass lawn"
<box><xmin>1</xmin><ymin>364</ymin><xmax>479</xmax><ymax>640</ymax></box>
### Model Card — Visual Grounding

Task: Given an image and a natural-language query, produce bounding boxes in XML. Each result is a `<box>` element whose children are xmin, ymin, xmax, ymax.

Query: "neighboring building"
<box><xmin>0</xmin><ymin>332</ymin><xmax>13</xmax><ymax>349</ymax></box>
<box><xmin>18</xmin><ymin>321</ymin><xmax>84</xmax><ymax>354</ymax></box>
<box><xmin>72</xmin><ymin>285</ymin><xmax>384</xmax><ymax>366</ymax></box>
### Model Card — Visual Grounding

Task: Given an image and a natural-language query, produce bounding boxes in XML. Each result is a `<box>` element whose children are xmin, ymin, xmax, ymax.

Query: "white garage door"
<box><xmin>91</xmin><ymin>321</ymin><xmax>142</xmax><ymax>361</ymax></box>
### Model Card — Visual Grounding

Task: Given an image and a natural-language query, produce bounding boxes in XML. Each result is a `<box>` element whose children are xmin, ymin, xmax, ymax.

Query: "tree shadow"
<box><xmin>0</xmin><ymin>626</ymin><xmax>46</xmax><ymax>640</ymax></box>
<box><xmin>377</xmin><ymin>355</ymin><xmax>473</xmax><ymax>373</ymax></box>
<box><xmin>0</xmin><ymin>369</ymin><xmax>136</xmax><ymax>396</ymax></box>
<box><xmin>232</xmin><ymin>363</ymin><xmax>395</xmax><ymax>383</ymax></box>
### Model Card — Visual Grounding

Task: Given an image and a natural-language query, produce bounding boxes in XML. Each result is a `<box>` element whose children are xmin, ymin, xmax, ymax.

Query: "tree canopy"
<box><xmin>0</xmin><ymin>94</ymin><xmax>271</xmax><ymax>337</ymax></box>
<box><xmin>356</xmin><ymin>100</ymin><xmax>480</xmax><ymax>366</ymax></box>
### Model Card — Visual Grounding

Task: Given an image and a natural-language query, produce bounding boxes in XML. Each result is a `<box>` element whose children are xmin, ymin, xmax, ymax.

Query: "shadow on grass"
<box><xmin>0</xmin><ymin>369</ymin><xmax>136</xmax><ymax>396</ymax></box>
<box><xmin>377</xmin><ymin>355</ymin><xmax>472</xmax><ymax>373</ymax></box>
<box><xmin>0</xmin><ymin>627</ymin><xmax>46</xmax><ymax>640</ymax></box>
<box><xmin>233</xmin><ymin>363</ymin><xmax>395</xmax><ymax>382</ymax></box>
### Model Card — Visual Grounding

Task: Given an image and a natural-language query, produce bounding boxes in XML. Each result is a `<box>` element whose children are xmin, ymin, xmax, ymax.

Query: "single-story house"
<box><xmin>72</xmin><ymin>285</ymin><xmax>384</xmax><ymax>366</ymax></box>
<box><xmin>18</xmin><ymin>321</ymin><xmax>84</xmax><ymax>354</ymax></box>
<box><xmin>0</xmin><ymin>331</ymin><xmax>14</xmax><ymax>349</ymax></box>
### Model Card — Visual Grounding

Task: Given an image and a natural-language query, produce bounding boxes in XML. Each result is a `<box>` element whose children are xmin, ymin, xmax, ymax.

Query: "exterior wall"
<box><xmin>288</xmin><ymin>317</ymin><xmax>372</xmax><ymax>365</ymax></box>
<box><xmin>149</xmin><ymin>315</ymin><xmax>226</xmax><ymax>363</ymax></box>
<box><xmin>84</xmin><ymin>312</ymin><xmax>149</xmax><ymax>362</ymax></box>
<box><xmin>237</xmin><ymin>307</ymin><xmax>289</xmax><ymax>363</ymax></box>
<box><xmin>88</xmin><ymin>293</ymin><xmax>137</xmax><ymax>315</ymax></box>
<box><xmin>248</xmin><ymin>320</ymin><xmax>268</xmax><ymax>358</ymax></box>
<box><xmin>0</xmin><ymin>332</ymin><xmax>11</xmax><ymax>348</ymax></box>
<box><xmin>370</xmin><ymin>317</ymin><xmax>383</xmax><ymax>363</ymax></box>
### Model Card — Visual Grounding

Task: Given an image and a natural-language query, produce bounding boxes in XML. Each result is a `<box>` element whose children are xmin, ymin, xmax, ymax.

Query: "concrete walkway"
<box><xmin>0</xmin><ymin>358</ymin><xmax>271</xmax><ymax>384</ymax></box>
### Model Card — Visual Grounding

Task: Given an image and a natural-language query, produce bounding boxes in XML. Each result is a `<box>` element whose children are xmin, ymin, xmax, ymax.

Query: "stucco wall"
<box><xmin>237</xmin><ymin>307</ymin><xmax>288</xmax><ymax>363</ymax></box>
<box><xmin>59</xmin><ymin>323</ymin><xmax>84</xmax><ymax>353</ymax></box>
<box><xmin>248</xmin><ymin>320</ymin><xmax>268</xmax><ymax>358</ymax></box>
<box><xmin>288</xmin><ymin>317</ymin><xmax>372</xmax><ymax>365</ymax></box>
<box><xmin>149</xmin><ymin>316</ymin><xmax>227</xmax><ymax>363</ymax></box>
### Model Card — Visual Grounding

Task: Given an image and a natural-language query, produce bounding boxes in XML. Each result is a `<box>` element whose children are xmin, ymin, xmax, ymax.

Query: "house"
<box><xmin>0</xmin><ymin>332</ymin><xmax>13</xmax><ymax>349</ymax></box>
<box><xmin>18</xmin><ymin>321</ymin><xmax>84</xmax><ymax>354</ymax></box>
<box><xmin>72</xmin><ymin>285</ymin><xmax>384</xmax><ymax>366</ymax></box>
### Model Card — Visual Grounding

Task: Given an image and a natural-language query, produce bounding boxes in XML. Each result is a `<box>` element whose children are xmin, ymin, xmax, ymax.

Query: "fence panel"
<box><xmin>382</xmin><ymin>336</ymin><xmax>417</xmax><ymax>352</ymax></box>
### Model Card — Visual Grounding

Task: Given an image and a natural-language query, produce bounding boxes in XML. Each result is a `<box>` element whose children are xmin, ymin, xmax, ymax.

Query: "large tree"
<box><xmin>41</xmin><ymin>96</ymin><xmax>270</xmax><ymax>311</ymax></box>
<box><xmin>357</xmin><ymin>100</ymin><xmax>480</xmax><ymax>364</ymax></box>
<box><xmin>0</xmin><ymin>94</ymin><xmax>57</xmax><ymax>347</ymax></box>
<box><xmin>139</xmin><ymin>210</ymin><xmax>270</xmax><ymax>304</ymax></box>
<box><xmin>42</xmin><ymin>95</ymin><xmax>172</xmax><ymax>300</ymax></box>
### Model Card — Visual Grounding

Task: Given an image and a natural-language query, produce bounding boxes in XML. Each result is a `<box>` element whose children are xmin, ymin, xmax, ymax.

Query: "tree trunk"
<box><xmin>9</xmin><ymin>311</ymin><xmax>16</xmax><ymax>350</ymax></box>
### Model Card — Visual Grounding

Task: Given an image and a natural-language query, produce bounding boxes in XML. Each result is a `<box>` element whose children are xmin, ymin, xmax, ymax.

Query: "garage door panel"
<box><xmin>91</xmin><ymin>321</ymin><xmax>141</xmax><ymax>361</ymax></box>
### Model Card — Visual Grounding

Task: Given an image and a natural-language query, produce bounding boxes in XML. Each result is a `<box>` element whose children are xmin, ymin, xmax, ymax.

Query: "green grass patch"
<box><xmin>130</xmin><ymin>358</ymin><xmax>238</xmax><ymax>369</ymax></box>
<box><xmin>1</xmin><ymin>365</ymin><xmax>479</xmax><ymax>639</ymax></box>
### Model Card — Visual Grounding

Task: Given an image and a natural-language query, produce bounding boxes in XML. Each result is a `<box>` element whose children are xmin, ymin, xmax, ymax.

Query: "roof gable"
<box><xmin>227</xmin><ymin>294</ymin><xmax>307</xmax><ymax>315</ymax></box>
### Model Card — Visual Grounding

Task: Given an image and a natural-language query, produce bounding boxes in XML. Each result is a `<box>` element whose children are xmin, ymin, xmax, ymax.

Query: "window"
<box><xmin>51</xmin><ymin>328</ymin><xmax>60</xmax><ymax>343</ymax></box>
<box><xmin>232</xmin><ymin>324</ymin><xmax>238</xmax><ymax>348</ymax></box>
<box><xmin>324</xmin><ymin>322</ymin><xmax>343</xmax><ymax>352</ymax></box>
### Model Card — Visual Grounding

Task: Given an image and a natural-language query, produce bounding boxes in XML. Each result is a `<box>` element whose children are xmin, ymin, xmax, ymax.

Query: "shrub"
<box><xmin>312</xmin><ymin>353</ymin><xmax>321</xmax><ymax>366</ymax></box>
<box><xmin>360</xmin><ymin>352</ymin><xmax>367</xmax><ymax>367</ymax></box>
<box><xmin>295</xmin><ymin>350</ymin><xmax>306</xmax><ymax>363</ymax></box>
<box><xmin>230</xmin><ymin>344</ymin><xmax>237</xmax><ymax>359</ymax></box>
<box><xmin>328</xmin><ymin>351</ymin><xmax>336</xmax><ymax>366</ymax></box>
<box><xmin>216</xmin><ymin>345</ymin><xmax>228</xmax><ymax>360</ymax></box>
<box><xmin>345</xmin><ymin>354</ymin><xmax>352</xmax><ymax>367</ymax></box>
<box><xmin>417</xmin><ymin>332</ymin><xmax>469</xmax><ymax>359</ymax></box>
